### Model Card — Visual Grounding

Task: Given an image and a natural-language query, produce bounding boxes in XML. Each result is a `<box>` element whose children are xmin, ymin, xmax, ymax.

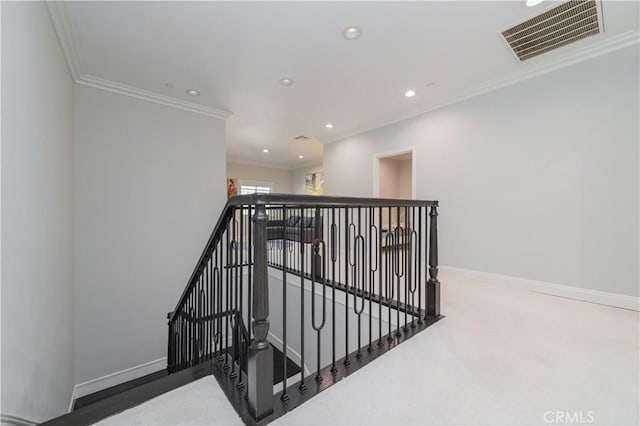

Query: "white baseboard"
<box><xmin>0</xmin><ymin>414</ymin><xmax>36</xmax><ymax>426</ymax></box>
<box><xmin>69</xmin><ymin>357</ymin><xmax>167</xmax><ymax>411</ymax></box>
<box><xmin>440</xmin><ymin>265</ymin><xmax>639</xmax><ymax>311</ymax></box>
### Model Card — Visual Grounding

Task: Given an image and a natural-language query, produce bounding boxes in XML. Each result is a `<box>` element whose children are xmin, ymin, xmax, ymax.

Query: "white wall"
<box><xmin>73</xmin><ymin>85</ymin><xmax>226</xmax><ymax>385</ymax></box>
<box><xmin>1</xmin><ymin>2</ymin><xmax>75</xmax><ymax>422</ymax></box>
<box><xmin>227</xmin><ymin>161</ymin><xmax>291</xmax><ymax>193</ymax></box>
<box><xmin>290</xmin><ymin>164</ymin><xmax>323</xmax><ymax>195</ymax></box>
<box><xmin>324</xmin><ymin>46</ymin><xmax>639</xmax><ymax>298</ymax></box>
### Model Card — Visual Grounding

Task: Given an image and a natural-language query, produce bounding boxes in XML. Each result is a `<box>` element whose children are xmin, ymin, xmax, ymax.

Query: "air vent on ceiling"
<box><xmin>501</xmin><ymin>0</ymin><xmax>602</xmax><ymax>61</ymax></box>
<box><xmin>294</xmin><ymin>135</ymin><xmax>311</xmax><ymax>141</ymax></box>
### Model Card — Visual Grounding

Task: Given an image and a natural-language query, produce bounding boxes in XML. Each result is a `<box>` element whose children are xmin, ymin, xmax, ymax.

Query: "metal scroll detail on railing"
<box><xmin>167</xmin><ymin>194</ymin><xmax>442</xmax><ymax>424</ymax></box>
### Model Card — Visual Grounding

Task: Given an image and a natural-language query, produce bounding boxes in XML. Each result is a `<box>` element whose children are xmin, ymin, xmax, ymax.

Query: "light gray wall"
<box><xmin>73</xmin><ymin>85</ymin><xmax>226</xmax><ymax>384</ymax></box>
<box><xmin>324</xmin><ymin>46</ymin><xmax>639</xmax><ymax>297</ymax></box>
<box><xmin>290</xmin><ymin>164</ymin><xmax>323</xmax><ymax>194</ymax></box>
<box><xmin>1</xmin><ymin>2</ymin><xmax>75</xmax><ymax>422</ymax></box>
<box><xmin>267</xmin><ymin>270</ymin><xmax>394</xmax><ymax>376</ymax></box>
<box><xmin>227</xmin><ymin>161</ymin><xmax>292</xmax><ymax>193</ymax></box>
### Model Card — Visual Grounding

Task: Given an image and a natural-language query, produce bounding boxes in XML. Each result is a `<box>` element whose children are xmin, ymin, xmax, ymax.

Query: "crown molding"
<box><xmin>326</xmin><ymin>30</ymin><xmax>640</xmax><ymax>145</ymax></box>
<box><xmin>46</xmin><ymin>1</ymin><xmax>636</xmax><ymax>131</ymax></box>
<box><xmin>227</xmin><ymin>158</ymin><xmax>324</xmax><ymax>171</ymax></box>
<box><xmin>47</xmin><ymin>1</ymin><xmax>82</xmax><ymax>81</ymax></box>
<box><xmin>46</xmin><ymin>2</ymin><xmax>232</xmax><ymax>120</ymax></box>
<box><xmin>227</xmin><ymin>158</ymin><xmax>293</xmax><ymax>171</ymax></box>
<box><xmin>290</xmin><ymin>162</ymin><xmax>323</xmax><ymax>171</ymax></box>
<box><xmin>77</xmin><ymin>75</ymin><xmax>232</xmax><ymax>119</ymax></box>
<box><xmin>459</xmin><ymin>30</ymin><xmax>640</xmax><ymax>104</ymax></box>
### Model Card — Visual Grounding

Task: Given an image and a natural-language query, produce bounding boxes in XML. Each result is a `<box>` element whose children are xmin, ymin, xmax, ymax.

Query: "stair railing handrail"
<box><xmin>167</xmin><ymin>194</ymin><xmax>268</xmax><ymax>322</ymax></box>
<box><xmin>169</xmin><ymin>194</ymin><xmax>438</xmax><ymax>323</ymax></box>
<box><xmin>168</xmin><ymin>193</ymin><xmax>441</xmax><ymax>423</ymax></box>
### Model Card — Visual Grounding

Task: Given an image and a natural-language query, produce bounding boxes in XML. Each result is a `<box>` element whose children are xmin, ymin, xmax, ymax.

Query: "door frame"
<box><xmin>372</xmin><ymin>146</ymin><xmax>416</xmax><ymax>199</ymax></box>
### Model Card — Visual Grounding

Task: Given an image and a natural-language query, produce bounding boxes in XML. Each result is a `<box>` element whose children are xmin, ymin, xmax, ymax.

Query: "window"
<box><xmin>240</xmin><ymin>184</ymin><xmax>272</xmax><ymax>195</ymax></box>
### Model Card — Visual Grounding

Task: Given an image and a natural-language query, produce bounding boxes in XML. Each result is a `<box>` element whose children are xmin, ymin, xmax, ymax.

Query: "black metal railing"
<box><xmin>167</xmin><ymin>194</ymin><xmax>442</xmax><ymax>424</ymax></box>
<box><xmin>167</xmin><ymin>200</ymin><xmax>254</xmax><ymax>381</ymax></box>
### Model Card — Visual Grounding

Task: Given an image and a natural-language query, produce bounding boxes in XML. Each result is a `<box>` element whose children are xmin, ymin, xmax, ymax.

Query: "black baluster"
<box><xmin>387</xmin><ymin>206</ymin><xmax>393</xmax><ymax>342</ymax></box>
<box><xmin>237</xmin><ymin>206</ymin><xmax>245</xmax><ymax>389</ymax></box>
<box><xmin>418</xmin><ymin>207</ymin><xmax>423</xmax><ymax>324</ymax></box>
<box><xmin>354</xmin><ymin>208</ymin><xmax>365</xmax><ymax>359</ymax></box>
<box><xmin>344</xmin><ymin>208</ymin><xmax>351</xmax><ymax>367</ymax></box>
<box><xmin>197</xmin><ymin>277</ymin><xmax>203</xmax><ymax>364</ymax></box>
<box><xmin>248</xmin><ymin>206</ymin><xmax>253</xmax><ymax>341</ymax></box>
<box><xmin>378</xmin><ymin>207</ymin><xmax>383</xmax><ymax>346</ymax></box>
<box><xmin>185</xmin><ymin>295</ymin><xmax>189</xmax><ymax>367</ymax></box>
<box><xmin>330</xmin><ymin>208</ymin><xmax>338</xmax><ymax>374</ymax></box>
<box><xmin>404</xmin><ymin>206</ymin><xmax>409</xmax><ymax>332</ymax></box>
<box><xmin>410</xmin><ymin>208</ymin><xmax>418</xmax><ymax>327</ymax></box>
<box><xmin>217</xmin><ymin>243</ymin><xmax>223</xmax><ymax>361</ymax></box>
<box><xmin>179</xmin><ymin>314</ymin><xmax>183</xmax><ymax>369</ymax></box>
<box><xmin>226</xmin><ymin>223</ymin><xmax>231</xmax><ymax>370</ymax></box>
<box><xmin>194</xmin><ymin>285</ymin><xmax>198</xmax><ymax>365</ymax></box>
<box><xmin>175</xmin><ymin>314</ymin><xmax>179</xmax><ymax>371</ymax></box>
<box><xmin>190</xmin><ymin>296</ymin><xmax>194</xmax><ymax>366</ymax></box>
<box><xmin>311</xmin><ymin>236</ymin><xmax>326</xmax><ymax>382</ymax></box>
<box><xmin>184</xmin><ymin>299</ymin><xmax>188</xmax><ymax>368</ymax></box>
<box><xmin>205</xmin><ymin>270</ymin><xmax>209</xmax><ymax>357</ymax></box>
<box><xmin>368</xmin><ymin>208</ymin><xmax>375</xmax><ymax>353</ymax></box>
<box><xmin>427</xmin><ymin>204</ymin><xmax>440</xmax><ymax>317</ymax></box>
<box><xmin>247</xmin><ymin>199</ymin><xmax>273</xmax><ymax>420</ymax></box>
<box><xmin>211</xmin><ymin>254</ymin><xmax>215</xmax><ymax>362</ymax></box>
<box><xmin>281</xmin><ymin>205</ymin><xmax>289</xmax><ymax>402</ymax></box>
<box><xmin>298</xmin><ymin>206</ymin><xmax>307</xmax><ymax>392</ymax></box>
<box><xmin>230</xmin><ymin>214</ymin><xmax>238</xmax><ymax>378</ymax></box>
<box><xmin>204</xmin><ymin>258</ymin><xmax>208</xmax><ymax>361</ymax></box>
<box><xmin>395</xmin><ymin>207</ymin><xmax>402</xmax><ymax>338</ymax></box>
<box><xmin>167</xmin><ymin>313</ymin><xmax>173</xmax><ymax>372</ymax></box>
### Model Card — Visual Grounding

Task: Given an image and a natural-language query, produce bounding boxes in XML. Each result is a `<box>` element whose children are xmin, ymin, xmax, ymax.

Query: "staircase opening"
<box><xmin>165</xmin><ymin>194</ymin><xmax>442</xmax><ymax>425</ymax></box>
<box><xmin>45</xmin><ymin>194</ymin><xmax>442</xmax><ymax>426</ymax></box>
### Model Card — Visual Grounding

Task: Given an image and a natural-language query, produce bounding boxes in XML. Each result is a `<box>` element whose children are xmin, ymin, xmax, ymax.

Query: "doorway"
<box><xmin>373</xmin><ymin>147</ymin><xmax>415</xmax><ymax>199</ymax></box>
<box><xmin>373</xmin><ymin>147</ymin><xmax>416</xmax><ymax>230</ymax></box>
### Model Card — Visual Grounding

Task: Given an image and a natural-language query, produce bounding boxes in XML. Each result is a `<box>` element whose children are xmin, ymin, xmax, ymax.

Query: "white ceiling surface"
<box><xmin>66</xmin><ymin>1</ymin><xmax>639</xmax><ymax>168</ymax></box>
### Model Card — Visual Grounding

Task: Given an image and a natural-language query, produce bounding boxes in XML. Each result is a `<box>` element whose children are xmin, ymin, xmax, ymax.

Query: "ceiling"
<box><xmin>56</xmin><ymin>1</ymin><xmax>639</xmax><ymax>168</ymax></box>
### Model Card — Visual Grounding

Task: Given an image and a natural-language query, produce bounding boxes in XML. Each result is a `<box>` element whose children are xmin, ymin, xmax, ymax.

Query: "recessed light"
<box><xmin>325</xmin><ymin>123</ymin><xmax>334</xmax><ymax>129</ymax></box>
<box><xmin>525</xmin><ymin>0</ymin><xmax>545</xmax><ymax>6</ymax></box>
<box><xmin>186</xmin><ymin>89</ymin><xmax>200</xmax><ymax>96</ymax></box>
<box><xmin>280</xmin><ymin>78</ymin><xmax>294</xmax><ymax>86</ymax></box>
<box><xmin>405</xmin><ymin>90</ymin><xmax>416</xmax><ymax>97</ymax></box>
<box><xmin>298</xmin><ymin>155</ymin><xmax>304</xmax><ymax>159</ymax></box>
<box><xmin>263</xmin><ymin>149</ymin><xmax>269</xmax><ymax>153</ymax></box>
<box><xmin>342</xmin><ymin>27</ymin><xmax>362</xmax><ymax>40</ymax></box>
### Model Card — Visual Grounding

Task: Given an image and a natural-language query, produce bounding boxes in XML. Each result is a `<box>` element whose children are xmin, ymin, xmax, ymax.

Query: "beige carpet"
<box><xmin>96</xmin><ymin>270</ymin><xmax>640</xmax><ymax>425</ymax></box>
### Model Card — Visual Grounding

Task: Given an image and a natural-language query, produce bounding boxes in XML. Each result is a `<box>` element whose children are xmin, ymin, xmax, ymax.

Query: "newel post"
<box><xmin>248</xmin><ymin>201</ymin><xmax>274</xmax><ymax>420</ymax></box>
<box><xmin>427</xmin><ymin>204</ymin><xmax>441</xmax><ymax>317</ymax></box>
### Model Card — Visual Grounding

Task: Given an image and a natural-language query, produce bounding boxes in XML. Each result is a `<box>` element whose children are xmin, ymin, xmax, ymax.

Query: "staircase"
<box><xmin>43</xmin><ymin>194</ymin><xmax>442</xmax><ymax>426</ymax></box>
<box><xmin>165</xmin><ymin>194</ymin><xmax>443</xmax><ymax>425</ymax></box>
